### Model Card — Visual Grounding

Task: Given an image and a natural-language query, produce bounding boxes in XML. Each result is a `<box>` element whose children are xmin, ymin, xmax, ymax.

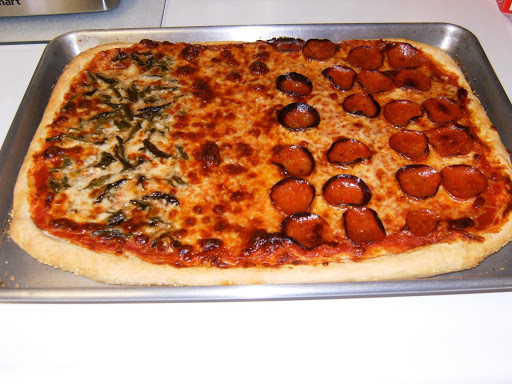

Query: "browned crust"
<box><xmin>10</xmin><ymin>39</ymin><xmax>512</xmax><ymax>286</ymax></box>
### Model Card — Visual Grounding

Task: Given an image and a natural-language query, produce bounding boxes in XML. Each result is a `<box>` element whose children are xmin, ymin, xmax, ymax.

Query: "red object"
<box><xmin>497</xmin><ymin>0</ymin><xmax>512</xmax><ymax>14</ymax></box>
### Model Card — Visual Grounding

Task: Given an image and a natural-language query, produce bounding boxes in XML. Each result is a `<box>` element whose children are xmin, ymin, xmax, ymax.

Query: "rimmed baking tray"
<box><xmin>1</xmin><ymin>23</ymin><xmax>512</xmax><ymax>302</ymax></box>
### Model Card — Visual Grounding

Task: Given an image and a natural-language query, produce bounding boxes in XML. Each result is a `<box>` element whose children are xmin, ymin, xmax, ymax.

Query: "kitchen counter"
<box><xmin>1</xmin><ymin>0</ymin><xmax>512</xmax><ymax>382</ymax></box>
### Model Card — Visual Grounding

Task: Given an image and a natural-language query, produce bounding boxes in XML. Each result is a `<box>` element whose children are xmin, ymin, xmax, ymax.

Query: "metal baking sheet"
<box><xmin>1</xmin><ymin>23</ymin><xmax>512</xmax><ymax>302</ymax></box>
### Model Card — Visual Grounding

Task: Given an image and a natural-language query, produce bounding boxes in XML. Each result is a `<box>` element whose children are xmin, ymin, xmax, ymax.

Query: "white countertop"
<box><xmin>1</xmin><ymin>1</ymin><xmax>512</xmax><ymax>382</ymax></box>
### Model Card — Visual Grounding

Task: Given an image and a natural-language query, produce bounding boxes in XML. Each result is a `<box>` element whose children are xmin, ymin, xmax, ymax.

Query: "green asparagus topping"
<box><xmin>95</xmin><ymin>73</ymin><xmax>117</xmax><ymax>85</ymax></box>
<box><xmin>114</xmin><ymin>136</ymin><xmax>136</xmax><ymax>169</ymax></box>
<box><xmin>175</xmin><ymin>145</ymin><xmax>189</xmax><ymax>160</ymax></box>
<box><xmin>135</xmin><ymin>103</ymin><xmax>171</xmax><ymax>119</ymax></box>
<box><xmin>85</xmin><ymin>174</ymin><xmax>111</xmax><ymax>189</ymax></box>
<box><xmin>141</xmin><ymin>192</ymin><xmax>179</xmax><ymax>205</ymax></box>
<box><xmin>130</xmin><ymin>199</ymin><xmax>152</xmax><ymax>210</ymax></box>
<box><xmin>94</xmin><ymin>152</ymin><xmax>116</xmax><ymax>169</ymax></box>
<box><xmin>107</xmin><ymin>210</ymin><xmax>126</xmax><ymax>227</ymax></box>
<box><xmin>91</xmin><ymin>229</ymin><xmax>130</xmax><ymax>239</ymax></box>
<box><xmin>94</xmin><ymin>178</ymin><xmax>127</xmax><ymax>204</ymax></box>
<box><xmin>143</xmin><ymin>139</ymin><xmax>172</xmax><ymax>158</ymax></box>
<box><xmin>48</xmin><ymin>179</ymin><xmax>61</xmax><ymax>193</ymax></box>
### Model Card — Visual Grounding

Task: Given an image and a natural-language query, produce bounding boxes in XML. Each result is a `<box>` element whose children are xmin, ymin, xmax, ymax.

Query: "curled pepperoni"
<box><xmin>347</xmin><ymin>46</ymin><xmax>383</xmax><ymax>70</ymax></box>
<box><xmin>270</xmin><ymin>177</ymin><xmax>315</xmax><ymax>215</ymax></box>
<box><xmin>269</xmin><ymin>37</ymin><xmax>305</xmax><ymax>52</ymax></box>
<box><xmin>389</xmin><ymin>130</ymin><xmax>429</xmax><ymax>161</ymax></box>
<box><xmin>393</xmin><ymin>68</ymin><xmax>431</xmax><ymax>91</ymax></box>
<box><xmin>276</xmin><ymin>72</ymin><xmax>313</xmax><ymax>96</ymax></box>
<box><xmin>323</xmin><ymin>175</ymin><xmax>371</xmax><ymax>206</ymax></box>
<box><xmin>423</xmin><ymin>97</ymin><xmax>463</xmax><ymax>124</ymax></box>
<box><xmin>383</xmin><ymin>100</ymin><xmax>423</xmax><ymax>127</ymax></box>
<box><xmin>441</xmin><ymin>165</ymin><xmax>487</xmax><ymax>199</ymax></box>
<box><xmin>388</xmin><ymin>43</ymin><xmax>424</xmax><ymax>69</ymax></box>
<box><xmin>343</xmin><ymin>93</ymin><xmax>380</xmax><ymax>118</ymax></box>
<box><xmin>281</xmin><ymin>212</ymin><xmax>333</xmax><ymax>249</ymax></box>
<box><xmin>327</xmin><ymin>138</ymin><xmax>372</xmax><ymax>165</ymax></box>
<box><xmin>271</xmin><ymin>145</ymin><xmax>315</xmax><ymax>177</ymax></box>
<box><xmin>396</xmin><ymin>165</ymin><xmax>441</xmax><ymax>199</ymax></box>
<box><xmin>278</xmin><ymin>102</ymin><xmax>320</xmax><ymax>131</ymax></box>
<box><xmin>426</xmin><ymin>123</ymin><xmax>474</xmax><ymax>157</ymax></box>
<box><xmin>302</xmin><ymin>39</ymin><xmax>338</xmax><ymax>61</ymax></box>
<box><xmin>406</xmin><ymin>209</ymin><xmax>440</xmax><ymax>237</ymax></box>
<box><xmin>322</xmin><ymin>65</ymin><xmax>356</xmax><ymax>91</ymax></box>
<box><xmin>343</xmin><ymin>207</ymin><xmax>386</xmax><ymax>246</ymax></box>
<box><xmin>356</xmin><ymin>70</ymin><xmax>394</xmax><ymax>93</ymax></box>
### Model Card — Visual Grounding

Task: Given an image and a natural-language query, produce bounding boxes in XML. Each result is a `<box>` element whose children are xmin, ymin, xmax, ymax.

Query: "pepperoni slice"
<box><xmin>278</xmin><ymin>102</ymin><xmax>320</xmax><ymax>131</ymax></box>
<box><xmin>347</xmin><ymin>46</ymin><xmax>383</xmax><ymax>70</ymax></box>
<box><xmin>441</xmin><ymin>165</ymin><xmax>487</xmax><ymax>199</ymax></box>
<box><xmin>383</xmin><ymin>100</ymin><xmax>423</xmax><ymax>127</ymax></box>
<box><xmin>343</xmin><ymin>207</ymin><xmax>386</xmax><ymax>246</ymax></box>
<box><xmin>281</xmin><ymin>212</ymin><xmax>333</xmax><ymax>249</ymax></box>
<box><xmin>271</xmin><ymin>145</ymin><xmax>315</xmax><ymax>177</ymax></box>
<box><xmin>426</xmin><ymin>123</ymin><xmax>474</xmax><ymax>157</ymax></box>
<box><xmin>389</xmin><ymin>130</ymin><xmax>429</xmax><ymax>161</ymax></box>
<box><xmin>322</xmin><ymin>65</ymin><xmax>356</xmax><ymax>91</ymax></box>
<box><xmin>276</xmin><ymin>72</ymin><xmax>313</xmax><ymax>97</ymax></box>
<box><xmin>423</xmin><ymin>97</ymin><xmax>463</xmax><ymax>124</ymax></box>
<box><xmin>396</xmin><ymin>165</ymin><xmax>441</xmax><ymax>199</ymax></box>
<box><xmin>323</xmin><ymin>175</ymin><xmax>371</xmax><ymax>206</ymax></box>
<box><xmin>343</xmin><ymin>94</ymin><xmax>380</xmax><ymax>118</ymax></box>
<box><xmin>270</xmin><ymin>177</ymin><xmax>315</xmax><ymax>215</ymax></box>
<box><xmin>327</xmin><ymin>138</ymin><xmax>372</xmax><ymax>165</ymax></box>
<box><xmin>356</xmin><ymin>70</ymin><xmax>394</xmax><ymax>93</ymax></box>
<box><xmin>302</xmin><ymin>39</ymin><xmax>338</xmax><ymax>61</ymax></box>
<box><xmin>388</xmin><ymin>43</ymin><xmax>424</xmax><ymax>69</ymax></box>
<box><xmin>269</xmin><ymin>37</ymin><xmax>305</xmax><ymax>52</ymax></box>
<box><xmin>393</xmin><ymin>68</ymin><xmax>431</xmax><ymax>91</ymax></box>
<box><xmin>406</xmin><ymin>209</ymin><xmax>440</xmax><ymax>237</ymax></box>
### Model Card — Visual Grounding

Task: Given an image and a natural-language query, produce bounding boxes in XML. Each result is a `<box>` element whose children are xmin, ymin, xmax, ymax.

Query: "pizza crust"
<box><xmin>11</xmin><ymin>206</ymin><xmax>512</xmax><ymax>285</ymax></box>
<box><xmin>10</xmin><ymin>38</ymin><xmax>512</xmax><ymax>286</ymax></box>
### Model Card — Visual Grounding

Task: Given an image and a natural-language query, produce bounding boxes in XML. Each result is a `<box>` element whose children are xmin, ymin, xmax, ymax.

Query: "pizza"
<box><xmin>10</xmin><ymin>36</ymin><xmax>512</xmax><ymax>285</ymax></box>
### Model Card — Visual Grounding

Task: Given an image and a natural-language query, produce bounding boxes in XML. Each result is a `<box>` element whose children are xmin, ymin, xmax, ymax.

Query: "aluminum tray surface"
<box><xmin>1</xmin><ymin>23</ymin><xmax>512</xmax><ymax>302</ymax></box>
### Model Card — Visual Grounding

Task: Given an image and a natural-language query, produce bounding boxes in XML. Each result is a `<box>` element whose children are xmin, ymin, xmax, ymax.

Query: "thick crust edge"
<box><xmin>10</xmin><ymin>39</ymin><xmax>512</xmax><ymax>286</ymax></box>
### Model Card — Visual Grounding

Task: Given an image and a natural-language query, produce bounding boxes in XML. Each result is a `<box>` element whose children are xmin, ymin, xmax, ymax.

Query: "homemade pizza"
<box><xmin>10</xmin><ymin>37</ymin><xmax>512</xmax><ymax>285</ymax></box>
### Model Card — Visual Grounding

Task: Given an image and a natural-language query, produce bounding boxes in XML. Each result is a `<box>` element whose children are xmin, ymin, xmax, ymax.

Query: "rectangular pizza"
<box><xmin>10</xmin><ymin>37</ymin><xmax>512</xmax><ymax>285</ymax></box>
